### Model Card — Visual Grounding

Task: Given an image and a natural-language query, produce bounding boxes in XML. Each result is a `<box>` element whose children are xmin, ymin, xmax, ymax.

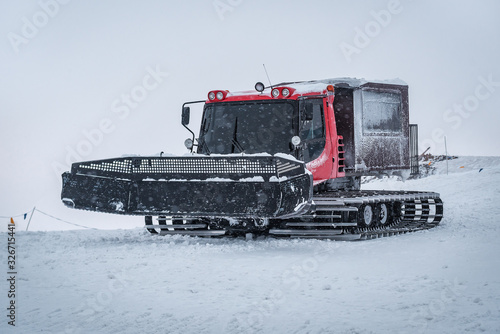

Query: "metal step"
<box><xmin>314</xmin><ymin>198</ymin><xmax>364</xmax><ymax>205</ymax></box>
<box><xmin>156</xmin><ymin>217</ymin><xmax>201</xmax><ymax>221</ymax></box>
<box><xmin>312</xmin><ymin>199</ymin><xmax>346</xmax><ymax>206</ymax></box>
<box><xmin>315</xmin><ymin>206</ymin><xmax>358</xmax><ymax>212</ymax></box>
<box><xmin>297</xmin><ymin>214</ymin><xmax>342</xmax><ymax>219</ymax></box>
<box><xmin>285</xmin><ymin>222</ymin><xmax>357</xmax><ymax>227</ymax></box>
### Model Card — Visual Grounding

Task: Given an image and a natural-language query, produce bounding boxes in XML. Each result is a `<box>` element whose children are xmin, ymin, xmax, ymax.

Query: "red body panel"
<box><xmin>206</xmin><ymin>85</ymin><xmax>346</xmax><ymax>185</ymax></box>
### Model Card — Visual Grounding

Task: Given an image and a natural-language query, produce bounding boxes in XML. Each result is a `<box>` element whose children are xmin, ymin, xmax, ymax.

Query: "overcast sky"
<box><xmin>1</xmin><ymin>0</ymin><xmax>499</xmax><ymax>227</ymax></box>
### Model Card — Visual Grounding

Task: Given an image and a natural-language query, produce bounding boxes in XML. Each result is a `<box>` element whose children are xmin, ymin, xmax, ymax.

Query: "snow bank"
<box><xmin>1</xmin><ymin>156</ymin><xmax>499</xmax><ymax>333</ymax></box>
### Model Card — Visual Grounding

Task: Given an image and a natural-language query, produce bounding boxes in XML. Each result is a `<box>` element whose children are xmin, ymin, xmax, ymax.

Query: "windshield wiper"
<box><xmin>231</xmin><ymin>138</ymin><xmax>244</xmax><ymax>153</ymax></box>
<box><xmin>199</xmin><ymin>138</ymin><xmax>211</xmax><ymax>154</ymax></box>
<box><xmin>231</xmin><ymin>117</ymin><xmax>245</xmax><ymax>153</ymax></box>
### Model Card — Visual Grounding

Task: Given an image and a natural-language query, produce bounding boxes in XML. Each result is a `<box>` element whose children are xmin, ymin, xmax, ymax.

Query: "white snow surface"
<box><xmin>2</xmin><ymin>156</ymin><xmax>500</xmax><ymax>333</ymax></box>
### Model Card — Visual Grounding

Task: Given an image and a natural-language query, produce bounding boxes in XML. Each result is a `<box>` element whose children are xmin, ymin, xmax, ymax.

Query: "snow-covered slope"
<box><xmin>1</xmin><ymin>157</ymin><xmax>500</xmax><ymax>333</ymax></box>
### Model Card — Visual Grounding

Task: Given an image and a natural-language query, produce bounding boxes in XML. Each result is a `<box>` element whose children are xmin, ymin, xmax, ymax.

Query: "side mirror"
<box><xmin>182</xmin><ymin>106</ymin><xmax>190</xmax><ymax>126</ymax></box>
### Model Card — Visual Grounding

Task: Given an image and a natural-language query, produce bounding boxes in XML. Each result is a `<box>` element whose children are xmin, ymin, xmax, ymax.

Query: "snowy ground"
<box><xmin>1</xmin><ymin>156</ymin><xmax>500</xmax><ymax>333</ymax></box>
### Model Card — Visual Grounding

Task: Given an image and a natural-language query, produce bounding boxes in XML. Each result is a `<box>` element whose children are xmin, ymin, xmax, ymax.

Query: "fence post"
<box><xmin>26</xmin><ymin>206</ymin><xmax>36</xmax><ymax>231</ymax></box>
<box><xmin>444</xmin><ymin>136</ymin><xmax>449</xmax><ymax>175</ymax></box>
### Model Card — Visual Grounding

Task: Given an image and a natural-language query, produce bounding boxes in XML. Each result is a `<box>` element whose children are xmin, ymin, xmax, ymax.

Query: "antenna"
<box><xmin>263</xmin><ymin>64</ymin><xmax>273</xmax><ymax>88</ymax></box>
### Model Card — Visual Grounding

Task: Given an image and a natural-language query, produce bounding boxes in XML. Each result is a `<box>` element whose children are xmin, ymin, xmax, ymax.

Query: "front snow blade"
<box><xmin>61</xmin><ymin>155</ymin><xmax>312</xmax><ymax>218</ymax></box>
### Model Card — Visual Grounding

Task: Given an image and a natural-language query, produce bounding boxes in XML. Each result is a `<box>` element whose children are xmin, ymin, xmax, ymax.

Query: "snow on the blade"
<box><xmin>269</xmin><ymin>176</ymin><xmax>288</xmax><ymax>182</ymax></box>
<box><xmin>238</xmin><ymin>176</ymin><xmax>265</xmax><ymax>182</ymax></box>
<box><xmin>274</xmin><ymin>152</ymin><xmax>300</xmax><ymax>162</ymax></box>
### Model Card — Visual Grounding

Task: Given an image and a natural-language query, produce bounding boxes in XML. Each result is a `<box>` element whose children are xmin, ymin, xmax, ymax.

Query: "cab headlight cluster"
<box><xmin>208</xmin><ymin>90</ymin><xmax>227</xmax><ymax>101</ymax></box>
<box><xmin>271</xmin><ymin>87</ymin><xmax>294</xmax><ymax>98</ymax></box>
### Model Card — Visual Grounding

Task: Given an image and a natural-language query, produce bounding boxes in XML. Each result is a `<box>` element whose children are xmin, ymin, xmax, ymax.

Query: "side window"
<box><xmin>362</xmin><ymin>90</ymin><xmax>402</xmax><ymax>135</ymax></box>
<box><xmin>201</xmin><ymin>107</ymin><xmax>212</xmax><ymax>133</ymax></box>
<box><xmin>198</xmin><ymin>107</ymin><xmax>213</xmax><ymax>154</ymax></box>
<box><xmin>300</xmin><ymin>99</ymin><xmax>326</xmax><ymax>162</ymax></box>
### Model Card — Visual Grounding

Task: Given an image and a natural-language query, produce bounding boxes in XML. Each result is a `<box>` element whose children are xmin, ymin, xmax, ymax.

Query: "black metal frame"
<box><xmin>409</xmin><ymin>124</ymin><xmax>419</xmax><ymax>175</ymax></box>
<box><xmin>181</xmin><ymin>100</ymin><xmax>205</xmax><ymax>152</ymax></box>
<box><xmin>61</xmin><ymin>155</ymin><xmax>313</xmax><ymax>219</ymax></box>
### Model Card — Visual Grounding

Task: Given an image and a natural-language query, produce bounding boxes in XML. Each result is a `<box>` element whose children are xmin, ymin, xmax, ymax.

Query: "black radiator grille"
<box><xmin>69</xmin><ymin>156</ymin><xmax>310</xmax><ymax>181</ymax></box>
<box><xmin>79</xmin><ymin>158</ymin><xmax>277</xmax><ymax>174</ymax></box>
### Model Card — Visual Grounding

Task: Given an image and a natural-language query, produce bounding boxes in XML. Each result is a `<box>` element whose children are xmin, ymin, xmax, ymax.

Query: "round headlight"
<box><xmin>271</xmin><ymin>88</ymin><xmax>280</xmax><ymax>98</ymax></box>
<box><xmin>208</xmin><ymin>92</ymin><xmax>215</xmax><ymax>100</ymax></box>
<box><xmin>255</xmin><ymin>82</ymin><xmax>265</xmax><ymax>92</ymax></box>
<box><xmin>282</xmin><ymin>88</ymin><xmax>290</xmax><ymax>97</ymax></box>
<box><xmin>216</xmin><ymin>91</ymin><xmax>224</xmax><ymax>100</ymax></box>
<box><xmin>291</xmin><ymin>135</ymin><xmax>301</xmax><ymax>147</ymax></box>
<box><xmin>184</xmin><ymin>138</ymin><xmax>194</xmax><ymax>150</ymax></box>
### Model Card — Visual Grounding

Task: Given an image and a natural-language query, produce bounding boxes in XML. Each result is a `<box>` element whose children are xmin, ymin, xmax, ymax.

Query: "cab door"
<box><xmin>299</xmin><ymin>98</ymin><xmax>333</xmax><ymax>184</ymax></box>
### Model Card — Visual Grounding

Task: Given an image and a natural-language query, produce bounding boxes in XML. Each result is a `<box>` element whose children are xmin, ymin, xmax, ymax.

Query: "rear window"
<box><xmin>362</xmin><ymin>90</ymin><xmax>402</xmax><ymax>134</ymax></box>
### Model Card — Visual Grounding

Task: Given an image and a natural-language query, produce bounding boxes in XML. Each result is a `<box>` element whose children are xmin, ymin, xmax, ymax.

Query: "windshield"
<box><xmin>198</xmin><ymin>101</ymin><xmax>296</xmax><ymax>155</ymax></box>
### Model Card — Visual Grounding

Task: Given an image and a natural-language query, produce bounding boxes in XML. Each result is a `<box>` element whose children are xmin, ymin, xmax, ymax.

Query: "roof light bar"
<box><xmin>270</xmin><ymin>87</ymin><xmax>294</xmax><ymax>98</ymax></box>
<box><xmin>208</xmin><ymin>90</ymin><xmax>228</xmax><ymax>101</ymax></box>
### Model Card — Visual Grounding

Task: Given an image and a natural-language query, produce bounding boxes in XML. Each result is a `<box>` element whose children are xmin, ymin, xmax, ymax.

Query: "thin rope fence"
<box><xmin>0</xmin><ymin>213</ymin><xmax>28</xmax><ymax>219</ymax></box>
<box><xmin>35</xmin><ymin>209</ymin><xmax>97</xmax><ymax>230</ymax></box>
<box><xmin>1</xmin><ymin>208</ymin><xmax>97</xmax><ymax>230</ymax></box>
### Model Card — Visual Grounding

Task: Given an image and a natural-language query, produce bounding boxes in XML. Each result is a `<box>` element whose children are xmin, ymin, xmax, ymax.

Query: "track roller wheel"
<box><xmin>375</xmin><ymin>203</ymin><xmax>391</xmax><ymax>226</ymax></box>
<box><xmin>391</xmin><ymin>201</ymin><xmax>403</xmax><ymax>223</ymax></box>
<box><xmin>358</xmin><ymin>204</ymin><xmax>374</xmax><ymax>228</ymax></box>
